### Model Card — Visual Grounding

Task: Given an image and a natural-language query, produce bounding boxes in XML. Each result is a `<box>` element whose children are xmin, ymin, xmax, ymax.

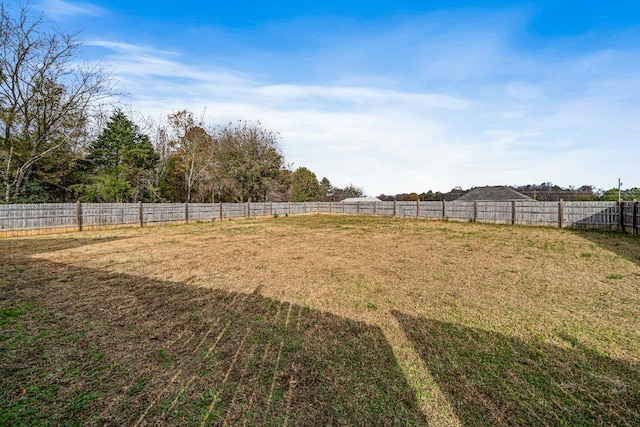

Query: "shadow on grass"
<box><xmin>567</xmin><ymin>228</ymin><xmax>640</xmax><ymax>268</ymax></box>
<box><xmin>0</xmin><ymin>243</ymin><xmax>425</xmax><ymax>426</ymax></box>
<box><xmin>392</xmin><ymin>311</ymin><xmax>639</xmax><ymax>426</ymax></box>
<box><xmin>0</xmin><ymin>235</ymin><xmax>133</xmax><ymax>256</ymax></box>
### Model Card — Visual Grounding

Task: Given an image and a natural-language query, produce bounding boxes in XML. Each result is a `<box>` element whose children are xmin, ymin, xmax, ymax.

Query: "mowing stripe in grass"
<box><xmin>223</xmin><ymin>343</ymin><xmax>259</xmax><ymax>425</ymax></box>
<box><xmin>203</xmin><ymin>323</ymin><xmax>231</xmax><ymax>359</ymax></box>
<box><xmin>241</xmin><ymin>299</ymin><xmax>289</xmax><ymax>424</ymax></box>
<box><xmin>201</xmin><ymin>293</ymin><xmax>249</xmax><ymax>359</ymax></box>
<box><xmin>179</xmin><ymin>332</ymin><xmax>197</xmax><ymax>349</ymax></box>
<box><xmin>140</xmin><ymin>294</ymin><xmax>252</xmax><ymax>424</ymax></box>
<box><xmin>162</xmin><ymin>375</ymin><xmax>197</xmax><ymax>420</ymax></box>
<box><xmin>134</xmin><ymin>369</ymin><xmax>183</xmax><ymax>427</ymax></box>
<box><xmin>282</xmin><ymin>306</ymin><xmax>303</xmax><ymax>427</ymax></box>
<box><xmin>282</xmin><ymin>372</ymin><xmax>298</xmax><ymax>427</ymax></box>
<box><xmin>200</xmin><ymin>327</ymin><xmax>251</xmax><ymax>426</ymax></box>
<box><xmin>265</xmin><ymin>303</ymin><xmax>293</xmax><ymax>415</ymax></box>
<box><xmin>98</xmin><ymin>368</ymin><xmax>152</xmax><ymax>422</ymax></box>
<box><xmin>192</xmin><ymin>327</ymin><xmax>214</xmax><ymax>354</ymax></box>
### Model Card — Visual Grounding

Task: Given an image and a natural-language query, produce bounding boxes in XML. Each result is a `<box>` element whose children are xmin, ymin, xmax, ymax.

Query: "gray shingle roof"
<box><xmin>455</xmin><ymin>186</ymin><xmax>532</xmax><ymax>201</ymax></box>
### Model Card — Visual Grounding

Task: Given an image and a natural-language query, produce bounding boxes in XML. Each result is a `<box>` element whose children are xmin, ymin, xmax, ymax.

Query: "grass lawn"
<box><xmin>1</xmin><ymin>215</ymin><xmax>639</xmax><ymax>426</ymax></box>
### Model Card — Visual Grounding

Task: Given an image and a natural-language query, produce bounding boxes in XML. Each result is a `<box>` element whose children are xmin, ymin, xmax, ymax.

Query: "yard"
<box><xmin>1</xmin><ymin>215</ymin><xmax>639</xmax><ymax>426</ymax></box>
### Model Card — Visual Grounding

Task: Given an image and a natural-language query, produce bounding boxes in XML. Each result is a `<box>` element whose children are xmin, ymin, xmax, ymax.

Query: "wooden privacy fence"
<box><xmin>0</xmin><ymin>200</ymin><xmax>638</xmax><ymax>238</ymax></box>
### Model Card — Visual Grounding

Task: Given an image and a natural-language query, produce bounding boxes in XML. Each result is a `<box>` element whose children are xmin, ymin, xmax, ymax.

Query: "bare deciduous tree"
<box><xmin>0</xmin><ymin>2</ymin><xmax>113</xmax><ymax>202</ymax></box>
<box><xmin>166</xmin><ymin>110</ymin><xmax>215</xmax><ymax>203</ymax></box>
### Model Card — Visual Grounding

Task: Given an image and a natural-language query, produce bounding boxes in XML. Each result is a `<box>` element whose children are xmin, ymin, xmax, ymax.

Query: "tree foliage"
<box><xmin>320</xmin><ymin>177</ymin><xmax>333</xmax><ymax>201</ymax></box>
<box><xmin>600</xmin><ymin>187</ymin><xmax>640</xmax><ymax>202</ymax></box>
<box><xmin>165</xmin><ymin>110</ymin><xmax>215</xmax><ymax>202</ymax></box>
<box><xmin>0</xmin><ymin>2</ymin><xmax>112</xmax><ymax>202</ymax></box>
<box><xmin>153</xmin><ymin>114</ymin><xmax>285</xmax><ymax>203</ymax></box>
<box><xmin>77</xmin><ymin>110</ymin><xmax>158</xmax><ymax>202</ymax></box>
<box><xmin>214</xmin><ymin>120</ymin><xmax>284</xmax><ymax>202</ymax></box>
<box><xmin>331</xmin><ymin>184</ymin><xmax>365</xmax><ymax>201</ymax></box>
<box><xmin>290</xmin><ymin>167</ymin><xmax>322</xmax><ymax>202</ymax></box>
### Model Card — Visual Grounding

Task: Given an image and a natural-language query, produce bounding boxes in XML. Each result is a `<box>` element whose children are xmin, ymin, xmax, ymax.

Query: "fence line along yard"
<box><xmin>0</xmin><ymin>200</ymin><xmax>638</xmax><ymax>238</ymax></box>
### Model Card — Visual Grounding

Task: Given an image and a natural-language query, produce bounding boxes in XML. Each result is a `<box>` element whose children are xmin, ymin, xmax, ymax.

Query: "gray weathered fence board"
<box><xmin>82</xmin><ymin>203</ymin><xmax>139</xmax><ymax>227</ymax></box>
<box><xmin>271</xmin><ymin>203</ymin><xmax>289</xmax><ymax>216</ymax></box>
<box><xmin>0</xmin><ymin>203</ymin><xmax>76</xmax><ymax>230</ymax></box>
<box><xmin>376</xmin><ymin>202</ymin><xmax>395</xmax><ymax>217</ymax></box>
<box><xmin>220</xmin><ymin>203</ymin><xmax>246</xmax><ymax>220</ymax></box>
<box><xmin>144</xmin><ymin>203</ymin><xmax>185</xmax><ymax>224</ymax></box>
<box><xmin>419</xmin><ymin>201</ymin><xmax>443</xmax><ymax>219</ymax></box>
<box><xmin>445</xmin><ymin>202</ymin><xmax>473</xmax><ymax>222</ymax></box>
<box><xmin>516</xmin><ymin>201</ymin><xmax>558</xmax><ymax>226</ymax></box>
<box><xmin>395</xmin><ymin>201</ymin><xmax>417</xmax><ymax>218</ymax></box>
<box><xmin>188</xmin><ymin>203</ymin><xmax>219</xmax><ymax>221</ymax></box>
<box><xmin>563</xmin><ymin>202</ymin><xmax>618</xmax><ymax>229</ymax></box>
<box><xmin>1</xmin><ymin>200</ymin><xmax>637</xmax><ymax>237</ymax></box>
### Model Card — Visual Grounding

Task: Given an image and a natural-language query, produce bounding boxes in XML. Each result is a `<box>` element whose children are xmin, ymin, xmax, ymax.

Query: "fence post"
<box><xmin>138</xmin><ymin>202</ymin><xmax>143</xmax><ymax>227</ymax></box>
<box><xmin>184</xmin><ymin>202</ymin><xmax>189</xmax><ymax>224</ymax></box>
<box><xmin>247</xmin><ymin>200</ymin><xmax>251</xmax><ymax>219</ymax></box>
<box><xmin>558</xmin><ymin>199</ymin><xmax>564</xmax><ymax>228</ymax></box>
<box><xmin>270</xmin><ymin>202</ymin><xmax>273</xmax><ymax>217</ymax></box>
<box><xmin>357</xmin><ymin>201</ymin><xmax>360</xmax><ymax>215</ymax></box>
<box><xmin>330</xmin><ymin>202</ymin><xmax>333</xmax><ymax>215</ymax></box>
<box><xmin>632</xmin><ymin>200</ymin><xmax>638</xmax><ymax>235</ymax></box>
<box><xmin>76</xmin><ymin>201</ymin><xmax>83</xmax><ymax>232</ymax></box>
<box><xmin>219</xmin><ymin>202</ymin><xmax>223</xmax><ymax>221</ymax></box>
<box><xmin>304</xmin><ymin>202</ymin><xmax>307</xmax><ymax>214</ymax></box>
<box><xmin>474</xmin><ymin>201</ymin><xmax>478</xmax><ymax>223</ymax></box>
<box><xmin>394</xmin><ymin>200</ymin><xmax>397</xmax><ymax>217</ymax></box>
<box><xmin>442</xmin><ymin>200</ymin><xmax>446</xmax><ymax>221</ymax></box>
<box><xmin>512</xmin><ymin>200</ymin><xmax>517</xmax><ymax>225</ymax></box>
<box><xmin>619</xmin><ymin>201</ymin><xmax>625</xmax><ymax>233</ymax></box>
<box><xmin>373</xmin><ymin>201</ymin><xmax>377</xmax><ymax>217</ymax></box>
<box><xmin>416</xmin><ymin>200</ymin><xmax>419</xmax><ymax>219</ymax></box>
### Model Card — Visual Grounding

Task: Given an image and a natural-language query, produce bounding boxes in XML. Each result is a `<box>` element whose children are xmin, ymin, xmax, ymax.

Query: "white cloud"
<box><xmin>38</xmin><ymin>0</ymin><xmax>105</xmax><ymax>17</ymax></box>
<box><xmin>88</xmin><ymin>9</ymin><xmax>640</xmax><ymax>194</ymax></box>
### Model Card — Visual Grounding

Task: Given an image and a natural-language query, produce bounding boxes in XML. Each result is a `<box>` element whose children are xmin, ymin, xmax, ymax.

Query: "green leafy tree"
<box><xmin>215</xmin><ymin>120</ymin><xmax>284</xmax><ymax>202</ymax></box>
<box><xmin>320</xmin><ymin>177</ymin><xmax>333</xmax><ymax>201</ymax></box>
<box><xmin>419</xmin><ymin>190</ymin><xmax>438</xmax><ymax>201</ymax></box>
<box><xmin>82</xmin><ymin>110</ymin><xmax>158</xmax><ymax>202</ymax></box>
<box><xmin>624</xmin><ymin>188</ymin><xmax>640</xmax><ymax>200</ymax></box>
<box><xmin>157</xmin><ymin>154</ymin><xmax>186</xmax><ymax>202</ymax></box>
<box><xmin>342</xmin><ymin>184</ymin><xmax>365</xmax><ymax>199</ymax></box>
<box><xmin>332</xmin><ymin>184</ymin><xmax>365</xmax><ymax>201</ymax></box>
<box><xmin>600</xmin><ymin>187</ymin><xmax>640</xmax><ymax>202</ymax></box>
<box><xmin>290</xmin><ymin>167</ymin><xmax>322</xmax><ymax>202</ymax></box>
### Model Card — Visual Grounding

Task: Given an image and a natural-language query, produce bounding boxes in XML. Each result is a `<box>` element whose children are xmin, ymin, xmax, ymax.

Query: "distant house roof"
<box><xmin>455</xmin><ymin>186</ymin><xmax>533</xmax><ymax>201</ymax></box>
<box><xmin>340</xmin><ymin>197</ymin><xmax>379</xmax><ymax>203</ymax></box>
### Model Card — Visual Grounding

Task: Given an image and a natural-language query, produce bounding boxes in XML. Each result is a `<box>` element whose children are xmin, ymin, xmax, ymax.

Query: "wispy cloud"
<box><xmin>38</xmin><ymin>0</ymin><xmax>106</xmax><ymax>18</ymax></box>
<box><xmin>87</xmin><ymin>40</ymin><xmax>253</xmax><ymax>86</ymax></box>
<box><xmin>86</xmin><ymin>8</ymin><xmax>640</xmax><ymax>193</ymax></box>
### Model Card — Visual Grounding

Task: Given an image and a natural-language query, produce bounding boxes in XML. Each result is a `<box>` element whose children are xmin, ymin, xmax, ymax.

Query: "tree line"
<box><xmin>4</xmin><ymin>3</ymin><xmax>633</xmax><ymax>206</ymax></box>
<box><xmin>0</xmin><ymin>3</ymin><xmax>362</xmax><ymax>204</ymax></box>
<box><xmin>378</xmin><ymin>184</ymin><xmax>640</xmax><ymax>203</ymax></box>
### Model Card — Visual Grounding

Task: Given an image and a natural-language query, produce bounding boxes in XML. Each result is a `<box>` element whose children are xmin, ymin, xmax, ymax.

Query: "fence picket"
<box><xmin>0</xmin><ymin>200</ymin><xmax>634</xmax><ymax>238</ymax></box>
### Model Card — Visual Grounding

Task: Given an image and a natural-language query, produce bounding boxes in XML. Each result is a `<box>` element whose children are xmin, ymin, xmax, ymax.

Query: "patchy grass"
<box><xmin>1</xmin><ymin>215</ymin><xmax>639</xmax><ymax>426</ymax></box>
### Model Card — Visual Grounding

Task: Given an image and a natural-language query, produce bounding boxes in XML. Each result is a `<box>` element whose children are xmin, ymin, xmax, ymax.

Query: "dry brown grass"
<box><xmin>1</xmin><ymin>215</ymin><xmax>639</xmax><ymax>425</ymax></box>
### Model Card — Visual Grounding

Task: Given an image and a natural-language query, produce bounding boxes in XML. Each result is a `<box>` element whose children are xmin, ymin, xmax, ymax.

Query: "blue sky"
<box><xmin>34</xmin><ymin>0</ymin><xmax>640</xmax><ymax>194</ymax></box>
